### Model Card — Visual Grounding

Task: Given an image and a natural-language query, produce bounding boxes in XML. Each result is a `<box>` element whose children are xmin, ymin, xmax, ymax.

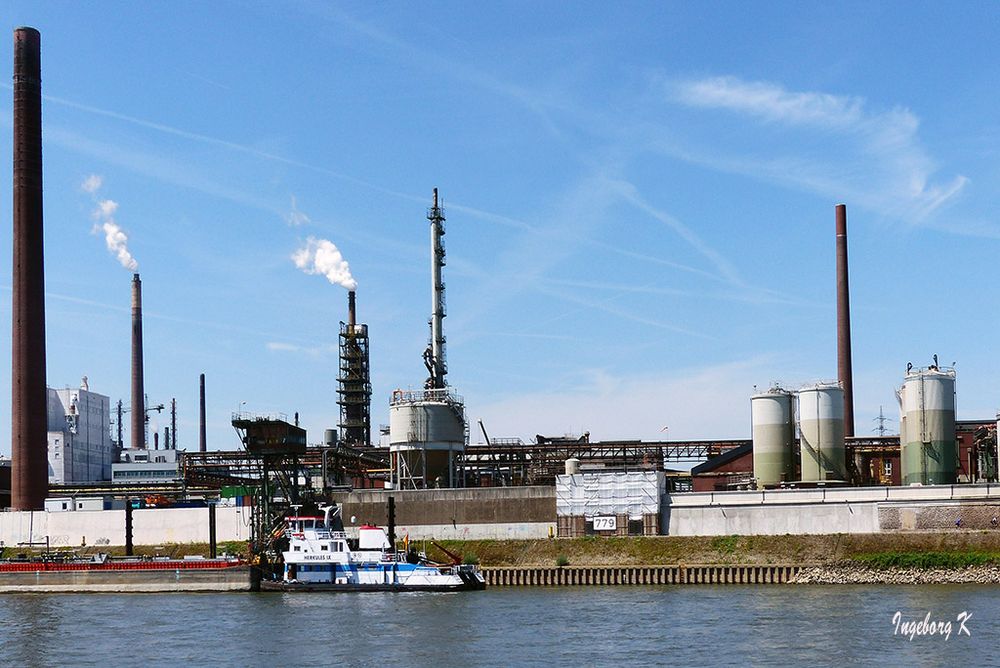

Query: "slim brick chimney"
<box><xmin>199</xmin><ymin>372</ymin><xmax>207</xmax><ymax>452</ymax></box>
<box><xmin>836</xmin><ymin>204</ymin><xmax>855</xmax><ymax>437</ymax></box>
<box><xmin>130</xmin><ymin>273</ymin><xmax>145</xmax><ymax>449</ymax></box>
<box><xmin>11</xmin><ymin>27</ymin><xmax>48</xmax><ymax>510</ymax></box>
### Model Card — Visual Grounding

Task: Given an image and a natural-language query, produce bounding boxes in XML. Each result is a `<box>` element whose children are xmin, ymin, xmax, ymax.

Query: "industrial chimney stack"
<box><xmin>836</xmin><ymin>204</ymin><xmax>855</xmax><ymax>437</ymax></box>
<box><xmin>11</xmin><ymin>26</ymin><xmax>48</xmax><ymax>510</ymax></box>
<box><xmin>348</xmin><ymin>289</ymin><xmax>357</xmax><ymax>329</ymax></box>
<box><xmin>130</xmin><ymin>273</ymin><xmax>145</xmax><ymax>449</ymax></box>
<box><xmin>199</xmin><ymin>373</ymin><xmax>207</xmax><ymax>452</ymax></box>
<box><xmin>426</xmin><ymin>187</ymin><xmax>447</xmax><ymax>390</ymax></box>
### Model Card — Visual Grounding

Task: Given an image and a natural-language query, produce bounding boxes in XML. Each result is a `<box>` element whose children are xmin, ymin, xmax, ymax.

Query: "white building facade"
<box><xmin>47</xmin><ymin>379</ymin><xmax>114</xmax><ymax>484</ymax></box>
<box><xmin>112</xmin><ymin>448</ymin><xmax>181</xmax><ymax>484</ymax></box>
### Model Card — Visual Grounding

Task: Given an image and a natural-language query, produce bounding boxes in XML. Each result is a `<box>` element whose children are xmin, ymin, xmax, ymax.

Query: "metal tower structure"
<box><xmin>424</xmin><ymin>187</ymin><xmax>448</xmax><ymax>390</ymax></box>
<box><xmin>231</xmin><ymin>414</ymin><xmax>308</xmax><ymax>568</ymax></box>
<box><xmin>337</xmin><ymin>290</ymin><xmax>372</xmax><ymax>446</ymax></box>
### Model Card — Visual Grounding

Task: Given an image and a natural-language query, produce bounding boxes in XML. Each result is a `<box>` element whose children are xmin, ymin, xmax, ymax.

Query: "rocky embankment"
<box><xmin>792</xmin><ymin>564</ymin><xmax>1000</xmax><ymax>584</ymax></box>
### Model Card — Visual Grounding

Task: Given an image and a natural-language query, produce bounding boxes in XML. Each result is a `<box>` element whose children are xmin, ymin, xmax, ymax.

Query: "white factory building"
<box><xmin>47</xmin><ymin>378</ymin><xmax>114</xmax><ymax>484</ymax></box>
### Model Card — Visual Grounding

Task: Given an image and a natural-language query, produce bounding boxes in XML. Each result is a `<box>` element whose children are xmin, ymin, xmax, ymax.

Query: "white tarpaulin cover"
<box><xmin>555</xmin><ymin>471</ymin><xmax>664</xmax><ymax>519</ymax></box>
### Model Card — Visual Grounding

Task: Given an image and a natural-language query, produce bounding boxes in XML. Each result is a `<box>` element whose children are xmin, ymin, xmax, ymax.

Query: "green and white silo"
<box><xmin>751</xmin><ymin>387</ymin><xmax>796</xmax><ymax>488</ymax></box>
<box><xmin>798</xmin><ymin>383</ymin><xmax>847</xmax><ymax>481</ymax></box>
<box><xmin>899</xmin><ymin>364</ymin><xmax>957</xmax><ymax>485</ymax></box>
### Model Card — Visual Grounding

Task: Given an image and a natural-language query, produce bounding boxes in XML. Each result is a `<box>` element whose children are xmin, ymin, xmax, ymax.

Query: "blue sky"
<box><xmin>0</xmin><ymin>2</ymin><xmax>998</xmax><ymax>454</ymax></box>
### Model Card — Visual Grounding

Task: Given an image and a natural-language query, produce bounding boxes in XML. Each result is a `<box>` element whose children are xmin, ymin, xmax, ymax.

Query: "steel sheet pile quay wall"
<box><xmin>751</xmin><ymin>388</ymin><xmax>795</xmax><ymax>488</ymax></box>
<box><xmin>798</xmin><ymin>383</ymin><xmax>847</xmax><ymax>482</ymax></box>
<box><xmin>484</xmin><ymin>565</ymin><xmax>802</xmax><ymax>587</ymax></box>
<box><xmin>556</xmin><ymin>471</ymin><xmax>663</xmax><ymax>537</ymax></box>
<box><xmin>899</xmin><ymin>364</ymin><xmax>957</xmax><ymax>485</ymax></box>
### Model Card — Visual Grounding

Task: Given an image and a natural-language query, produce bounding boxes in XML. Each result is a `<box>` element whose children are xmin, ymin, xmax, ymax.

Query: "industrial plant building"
<box><xmin>46</xmin><ymin>379</ymin><xmax>114</xmax><ymax>484</ymax></box>
<box><xmin>7</xmin><ymin>26</ymin><xmax>1000</xmax><ymax>557</ymax></box>
<box><xmin>112</xmin><ymin>449</ymin><xmax>181</xmax><ymax>485</ymax></box>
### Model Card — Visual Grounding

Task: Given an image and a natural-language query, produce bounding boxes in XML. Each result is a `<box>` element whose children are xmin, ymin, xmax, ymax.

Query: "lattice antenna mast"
<box><xmin>873</xmin><ymin>405</ymin><xmax>894</xmax><ymax>436</ymax></box>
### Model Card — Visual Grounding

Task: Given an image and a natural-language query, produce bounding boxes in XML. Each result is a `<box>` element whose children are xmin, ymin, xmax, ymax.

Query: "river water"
<box><xmin>1</xmin><ymin>585</ymin><xmax>993</xmax><ymax>666</ymax></box>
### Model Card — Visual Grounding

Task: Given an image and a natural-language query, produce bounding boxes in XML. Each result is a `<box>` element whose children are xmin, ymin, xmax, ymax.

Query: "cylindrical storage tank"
<box><xmin>751</xmin><ymin>388</ymin><xmax>795</xmax><ymax>487</ymax></box>
<box><xmin>565</xmin><ymin>457</ymin><xmax>581</xmax><ymax>475</ymax></box>
<box><xmin>798</xmin><ymin>383</ymin><xmax>846</xmax><ymax>481</ymax></box>
<box><xmin>900</xmin><ymin>366</ymin><xmax>956</xmax><ymax>485</ymax></box>
<box><xmin>324</xmin><ymin>429</ymin><xmax>338</xmax><ymax>447</ymax></box>
<box><xmin>389</xmin><ymin>391</ymin><xmax>466</xmax><ymax>488</ymax></box>
<box><xmin>993</xmin><ymin>411</ymin><xmax>1000</xmax><ymax>480</ymax></box>
<box><xmin>896</xmin><ymin>387</ymin><xmax>907</xmax><ymax>459</ymax></box>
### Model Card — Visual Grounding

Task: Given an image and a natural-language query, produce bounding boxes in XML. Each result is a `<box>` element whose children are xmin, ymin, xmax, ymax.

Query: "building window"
<box><xmin>884</xmin><ymin>461</ymin><xmax>892</xmax><ymax>477</ymax></box>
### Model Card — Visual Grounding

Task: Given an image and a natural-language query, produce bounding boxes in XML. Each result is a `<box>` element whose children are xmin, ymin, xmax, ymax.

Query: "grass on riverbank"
<box><xmin>850</xmin><ymin>550</ymin><xmax>1000</xmax><ymax>570</ymax></box>
<box><xmin>8</xmin><ymin>533</ymin><xmax>1000</xmax><ymax>570</ymax></box>
<box><xmin>425</xmin><ymin>532</ymin><xmax>1000</xmax><ymax>568</ymax></box>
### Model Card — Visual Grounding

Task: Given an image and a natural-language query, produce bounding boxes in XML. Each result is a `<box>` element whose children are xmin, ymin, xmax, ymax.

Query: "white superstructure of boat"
<box><xmin>263</xmin><ymin>506</ymin><xmax>484</xmax><ymax>592</ymax></box>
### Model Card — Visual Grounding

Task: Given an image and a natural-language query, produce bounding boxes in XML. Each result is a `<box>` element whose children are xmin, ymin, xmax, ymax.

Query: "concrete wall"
<box><xmin>665</xmin><ymin>501</ymin><xmax>881</xmax><ymax>535</ymax></box>
<box><xmin>332</xmin><ymin>486</ymin><xmax>555</xmax><ymax>526</ymax></box>
<box><xmin>662</xmin><ymin>483</ymin><xmax>1000</xmax><ymax>536</ymax></box>
<box><xmin>0</xmin><ymin>507</ymin><xmax>251</xmax><ymax>548</ymax></box>
<box><xmin>0</xmin><ymin>488</ymin><xmax>556</xmax><ymax>547</ymax></box>
<box><xmin>6</xmin><ymin>484</ymin><xmax>1000</xmax><ymax>545</ymax></box>
<box><xmin>394</xmin><ymin>522</ymin><xmax>553</xmax><ymax>540</ymax></box>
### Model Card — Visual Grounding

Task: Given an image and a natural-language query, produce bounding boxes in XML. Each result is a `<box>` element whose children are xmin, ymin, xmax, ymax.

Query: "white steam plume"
<box><xmin>81</xmin><ymin>174</ymin><xmax>103</xmax><ymax>193</ymax></box>
<box><xmin>83</xmin><ymin>175</ymin><xmax>138</xmax><ymax>271</ymax></box>
<box><xmin>292</xmin><ymin>237</ymin><xmax>357</xmax><ymax>290</ymax></box>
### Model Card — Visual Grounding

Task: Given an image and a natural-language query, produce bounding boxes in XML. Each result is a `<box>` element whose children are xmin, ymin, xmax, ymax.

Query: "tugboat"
<box><xmin>260</xmin><ymin>505</ymin><xmax>485</xmax><ymax>592</ymax></box>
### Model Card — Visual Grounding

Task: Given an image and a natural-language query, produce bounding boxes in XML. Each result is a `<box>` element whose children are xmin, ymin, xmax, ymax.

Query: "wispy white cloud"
<box><xmin>542</xmin><ymin>277</ymin><xmax>818</xmax><ymax>308</ymax></box>
<box><xmin>266</xmin><ymin>341</ymin><xmax>337</xmax><ymax>357</ymax></box>
<box><xmin>285</xmin><ymin>195</ymin><xmax>311</xmax><ymax>227</ymax></box>
<box><xmin>609</xmin><ymin>178</ymin><xmax>745</xmax><ymax>286</ymax></box>
<box><xmin>474</xmin><ymin>356</ymin><xmax>776</xmax><ymax>443</ymax></box>
<box><xmin>674</xmin><ymin>76</ymin><xmax>865</xmax><ymax>128</ymax></box>
<box><xmin>533</xmin><ymin>282</ymin><xmax>716</xmax><ymax>339</ymax></box>
<box><xmin>665</xmin><ymin>75</ymin><xmax>969</xmax><ymax>221</ymax></box>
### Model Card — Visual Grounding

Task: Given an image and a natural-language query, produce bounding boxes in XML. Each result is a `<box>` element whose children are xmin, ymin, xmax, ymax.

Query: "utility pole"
<box><xmin>116</xmin><ymin>400</ymin><xmax>124</xmax><ymax>451</ymax></box>
<box><xmin>143</xmin><ymin>393</ymin><xmax>165</xmax><ymax>449</ymax></box>
<box><xmin>170</xmin><ymin>398</ymin><xmax>177</xmax><ymax>450</ymax></box>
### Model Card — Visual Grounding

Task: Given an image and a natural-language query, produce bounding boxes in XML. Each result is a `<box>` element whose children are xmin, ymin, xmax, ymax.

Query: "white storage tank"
<box><xmin>900</xmin><ymin>363</ymin><xmax>957</xmax><ymax>485</ymax></box>
<box><xmin>751</xmin><ymin>387</ymin><xmax>796</xmax><ymax>488</ymax></box>
<box><xmin>797</xmin><ymin>383</ymin><xmax>846</xmax><ymax>481</ymax></box>
<box><xmin>388</xmin><ymin>388</ymin><xmax>466</xmax><ymax>488</ymax></box>
<box><xmin>565</xmin><ymin>457</ymin><xmax>581</xmax><ymax>475</ymax></box>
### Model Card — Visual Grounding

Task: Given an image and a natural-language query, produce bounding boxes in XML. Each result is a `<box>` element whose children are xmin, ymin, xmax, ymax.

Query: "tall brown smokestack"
<box><xmin>836</xmin><ymin>204</ymin><xmax>855</xmax><ymax>437</ymax></box>
<box><xmin>130</xmin><ymin>273</ymin><xmax>145</xmax><ymax>449</ymax></box>
<box><xmin>11</xmin><ymin>27</ymin><xmax>48</xmax><ymax>510</ymax></box>
<box><xmin>199</xmin><ymin>373</ymin><xmax>206</xmax><ymax>452</ymax></box>
<box><xmin>348</xmin><ymin>290</ymin><xmax>356</xmax><ymax>328</ymax></box>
